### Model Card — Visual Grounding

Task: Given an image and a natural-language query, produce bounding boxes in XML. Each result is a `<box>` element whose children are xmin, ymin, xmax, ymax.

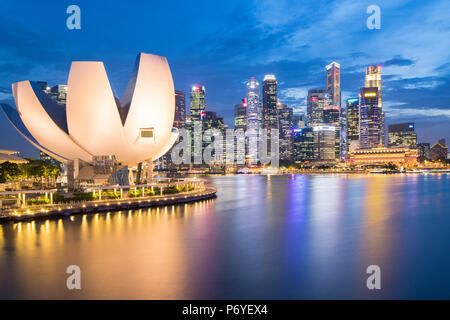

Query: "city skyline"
<box><xmin>0</xmin><ymin>0</ymin><xmax>449</xmax><ymax>157</ymax></box>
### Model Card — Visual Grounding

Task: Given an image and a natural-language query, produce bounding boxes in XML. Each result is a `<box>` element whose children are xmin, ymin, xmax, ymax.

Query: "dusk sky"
<box><xmin>0</xmin><ymin>0</ymin><xmax>449</xmax><ymax>157</ymax></box>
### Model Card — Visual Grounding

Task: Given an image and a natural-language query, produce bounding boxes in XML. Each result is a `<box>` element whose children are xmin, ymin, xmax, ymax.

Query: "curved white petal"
<box><xmin>123</xmin><ymin>53</ymin><xmax>176</xmax><ymax>164</ymax></box>
<box><xmin>66</xmin><ymin>61</ymin><xmax>130</xmax><ymax>162</ymax></box>
<box><xmin>13</xmin><ymin>81</ymin><xmax>92</xmax><ymax>162</ymax></box>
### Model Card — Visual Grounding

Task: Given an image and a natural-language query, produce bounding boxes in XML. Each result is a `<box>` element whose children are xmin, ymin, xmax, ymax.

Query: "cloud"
<box><xmin>385</xmin><ymin>107</ymin><xmax>450</xmax><ymax>119</ymax></box>
<box><xmin>382</xmin><ymin>56</ymin><xmax>415</xmax><ymax>67</ymax></box>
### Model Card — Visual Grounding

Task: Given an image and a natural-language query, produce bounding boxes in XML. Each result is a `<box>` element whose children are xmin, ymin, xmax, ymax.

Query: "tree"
<box><xmin>0</xmin><ymin>161</ymin><xmax>21</xmax><ymax>183</ymax></box>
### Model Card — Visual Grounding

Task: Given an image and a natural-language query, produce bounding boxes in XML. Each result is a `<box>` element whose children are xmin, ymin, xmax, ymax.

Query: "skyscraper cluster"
<box><xmin>152</xmin><ymin>61</ymin><xmax>447</xmax><ymax>170</ymax></box>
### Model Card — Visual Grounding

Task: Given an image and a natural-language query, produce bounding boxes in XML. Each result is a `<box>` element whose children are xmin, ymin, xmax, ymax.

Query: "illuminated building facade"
<box><xmin>293</xmin><ymin>127</ymin><xmax>314</xmax><ymax>163</ymax></box>
<box><xmin>339</xmin><ymin>104</ymin><xmax>347</xmax><ymax>161</ymax></box>
<box><xmin>174</xmin><ymin>90</ymin><xmax>186</xmax><ymax>129</ymax></box>
<box><xmin>326</xmin><ymin>62</ymin><xmax>341</xmax><ymax>110</ymax></box>
<box><xmin>234</xmin><ymin>100</ymin><xmax>247</xmax><ymax>130</ymax></box>
<box><xmin>346</xmin><ymin>147</ymin><xmax>418</xmax><ymax>166</ymax></box>
<box><xmin>190</xmin><ymin>85</ymin><xmax>206</xmax><ymax>122</ymax></box>
<box><xmin>307</xmin><ymin>89</ymin><xmax>330</xmax><ymax>126</ymax></box>
<box><xmin>359</xmin><ymin>87</ymin><xmax>382</xmax><ymax>149</ymax></box>
<box><xmin>277</xmin><ymin>103</ymin><xmax>293</xmax><ymax>161</ymax></box>
<box><xmin>380</xmin><ymin>111</ymin><xmax>386</xmax><ymax>146</ymax></box>
<box><xmin>346</xmin><ymin>98</ymin><xmax>359</xmax><ymax>151</ymax></box>
<box><xmin>262</xmin><ymin>75</ymin><xmax>278</xmax><ymax>131</ymax></box>
<box><xmin>292</xmin><ymin>114</ymin><xmax>305</xmax><ymax>129</ymax></box>
<box><xmin>365</xmin><ymin>66</ymin><xmax>382</xmax><ymax>108</ymax></box>
<box><xmin>388</xmin><ymin>123</ymin><xmax>417</xmax><ymax>148</ymax></box>
<box><xmin>246</xmin><ymin>77</ymin><xmax>261</xmax><ymax>164</ymax></box>
<box><xmin>313</xmin><ymin>126</ymin><xmax>336</xmax><ymax>162</ymax></box>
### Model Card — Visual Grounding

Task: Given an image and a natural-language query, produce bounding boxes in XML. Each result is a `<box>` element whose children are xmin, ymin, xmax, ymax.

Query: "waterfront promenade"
<box><xmin>0</xmin><ymin>183</ymin><xmax>217</xmax><ymax>223</ymax></box>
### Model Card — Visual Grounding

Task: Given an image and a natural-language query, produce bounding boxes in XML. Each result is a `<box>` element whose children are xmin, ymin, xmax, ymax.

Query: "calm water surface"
<box><xmin>1</xmin><ymin>174</ymin><xmax>450</xmax><ymax>299</ymax></box>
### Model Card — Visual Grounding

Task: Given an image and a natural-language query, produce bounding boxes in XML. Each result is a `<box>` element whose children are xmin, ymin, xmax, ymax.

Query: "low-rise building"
<box><xmin>346</xmin><ymin>147</ymin><xmax>418</xmax><ymax>166</ymax></box>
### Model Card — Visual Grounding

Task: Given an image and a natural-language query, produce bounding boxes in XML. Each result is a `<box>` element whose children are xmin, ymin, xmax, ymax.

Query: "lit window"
<box><xmin>141</xmin><ymin>129</ymin><xmax>154</xmax><ymax>138</ymax></box>
<box><xmin>137</xmin><ymin>128</ymin><xmax>155</xmax><ymax>142</ymax></box>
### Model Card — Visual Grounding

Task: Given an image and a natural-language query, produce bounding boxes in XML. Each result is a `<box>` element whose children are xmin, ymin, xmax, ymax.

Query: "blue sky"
<box><xmin>0</xmin><ymin>0</ymin><xmax>449</xmax><ymax>157</ymax></box>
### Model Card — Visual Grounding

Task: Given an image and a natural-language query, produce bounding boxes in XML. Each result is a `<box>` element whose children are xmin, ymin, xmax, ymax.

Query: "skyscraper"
<box><xmin>174</xmin><ymin>90</ymin><xmax>186</xmax><ymax>128</ymax></box>
<box><xmin>313</xmin><ymin>126</ymin><xmax>336</xmax><ymax>162</ymax></box>
<box><xmin>190</xmin><ymin>85</ymin><xmax>206</xmax><ymax>121</ymax></box>
<box><xmin>307</xmin><ymin>89</ymin><xmax>330</xmax><ymax>126</ymax></box>
<box><xmin>234</xmin><ymin>99</ymin><xmax>247</xmax><ymax>130</ymax></box>
<box><xmin>293</xmin><ymin>127</ymin><xmax>314</xmax><ymax>163</ymax></box>
<box><xmin>365</xmin><ymin>66</ymin><xmax>384</xmax><ymax>146</ymax></box>
<box><xmin>359</xmin><ymin>87</ymin><xmax>382</xmax><ymax>149</ymax></box>
<box><xmin>380</xmin><ymin>111</ymin><xmax>386</xmax><ymax>146</ymax></box>
<box><xmin>246</xmin><ymin>78</ymin><xmax>261</xmax><ymax>164</ymax></box>
<box><xmin>346</xmin><ymin>98</ymin><xmax>360</xmax><ymax>151</ymax></box>
<box><xmin>323</xmin><ymin>106</ymin><xmax>340</xmax><ymax>159</ymax></box>
<box><xmin>326</xmin><ymin>62</ymin><xmax>341</xmax><ymax>109</ymax></box>
<box><xmin>388</xmin><ymin>123</ymin><xmax>417</xmax><ymax>148</ymax></box>
<box><xmin>365</xmin><ymin>66</ymin><xmax>382</xmax><ymax>108</ymax></box>
<box><xmin>292</xmin><ymin>114</ymin><xmax>305</xmax><ymax>129</ymax></box>
<box><xmin>339</xmin><ymin>104</ymin><xmax>347</xmax><ymax>161</ymax></box>
<box><xmin>262</xmin><ymin>74</ymin><xmax>278</xmax><ymax>130</ymax></box>
<box><xmin>277</xmin><ymin>103</ymin><xmax>293</xmax><ymax>161</ymax></box>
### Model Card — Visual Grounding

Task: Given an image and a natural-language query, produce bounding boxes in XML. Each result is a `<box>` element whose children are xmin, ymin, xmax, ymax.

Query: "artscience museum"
<box><xmin>1</xmin><ymin>53</ymin><xmax>179</xmax><ymax>185</ymax></box>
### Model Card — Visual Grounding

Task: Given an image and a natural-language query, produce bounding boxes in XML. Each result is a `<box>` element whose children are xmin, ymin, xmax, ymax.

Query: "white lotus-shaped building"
<box><xmin>1</xmin><ymin>53</ymin><xmax>179</xmax><ymax>166</ymax></box>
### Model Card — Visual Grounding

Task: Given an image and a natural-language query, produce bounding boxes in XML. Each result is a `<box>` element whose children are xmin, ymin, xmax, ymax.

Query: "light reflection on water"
<box><xmin>1</xmin><ymin>174</ymin><xmax>450</xmax><ymax>299</ymax></box>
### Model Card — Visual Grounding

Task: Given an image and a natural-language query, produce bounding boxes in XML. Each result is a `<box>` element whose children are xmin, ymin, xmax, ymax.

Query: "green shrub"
<box><xmin>26</xmin><ymin>197</ymin><xmax>50</xmax><ymax>205</ymax></box>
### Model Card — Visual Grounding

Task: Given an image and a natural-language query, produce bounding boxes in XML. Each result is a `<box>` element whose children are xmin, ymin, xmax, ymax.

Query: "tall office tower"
<box><xmin>246</xmin><ymin>77</ymin><xmax>261</xmax><ymax>164</ymax></box>
<box><xmin>190</xmin><ymin>85</ymin><xmax>206</xmax><ymax>121</ymax></box>
<box><xmin>234</xmin><ymin>99</ymin><xmax>247</xmax><ymax>130</ymax></box>
<box><xmin>388</xmin><ymin>123</ymin><xmax>417</xmax><ymax>148</ymax></box>
<box><xmin>203</xmin><ymin>111</ymin><xmax>226</xmax><ymax>131</ymax></box>
<box><xmin>359</xmin><ymin>87</ymin><xmax>382</xmax><ymax>149</ymax></box>
<box><xmin>233</xmin><ymin>99</ymin><xmax>247</xmax><ymax>166</ymax></box>
<box><xmin>48</xmin><ymin>84</ymin><xmax>68</xmax><ymax>106</ymax></box>
<box><xmin>292</xmin><ymin>114</ymin><xmax>305</xmax><ymax>129</ymax></box>
<box><xmin>326</xmin><ymin>62</ymin><xmax>341</xmax><ymax>110</ymax></box>
<box><xmin>323</xmin><ymin>106</ymin><xmax>340</xmax><ymax>159</ymax></box>
<box><xmin>307</xmin><ymin>89</ymin><xmax>330</xmax><ymax>126</ymax></box>
<box><xmin>365</xmin><ymin>66</ymin><xmax>384</xmax><ymax>145</ymax></box>
<box><xmin>262</xmin><ymin>75</ymin><xmax>278</xmax><ymax>157</ymax></box>
<box><xmin>293</xmin><ymin>127</ymin><xmax>314</xmax><ymax>163</ymax></box>
<box><xmin>365</xmin><ymin>66</ymin><xmax>382</xmax><ymax>107</ymax></box>
<box><xmin>380</xmin><ymin>111</ymin><xmax>386</xmax><ymax>146</ymax></box>
<box><xmin>339</xmin><ymin>104</ymin><xmax>347</xmax><ymax>161</ymax></box>
<box><xmin>262</xmin><ymin>75</ymin><xmax>278</xmax><ymax>130</ymax></box>
<box><xmin>189</xmin><ymin>85</ymin><xmax>206</xmax><ymax>165</ymax></box>
<box><xmin>174</xmin><ymin>90</ymin><xmax>186</xmax><ymax>128</ymax></box>
<box><xmin>277</xmin><ymin>103</ymin><xmax>293</xmax><ymax>161</ymax></box>
<box><xmin>313</xmin><ymin>126</ymin><xmax>336</xmax><ymax>162</ymax></box>
<box><xmin>346</xmin><ymin>98</ymin><xmax>360</xmax><ymax>152</ymax></box>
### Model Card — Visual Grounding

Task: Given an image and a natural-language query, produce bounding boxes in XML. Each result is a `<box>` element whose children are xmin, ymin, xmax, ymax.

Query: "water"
<box><xmin>1</xmin><ymin>174</ymin><xmax>450</xmax><ymax>299</ymax></box>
